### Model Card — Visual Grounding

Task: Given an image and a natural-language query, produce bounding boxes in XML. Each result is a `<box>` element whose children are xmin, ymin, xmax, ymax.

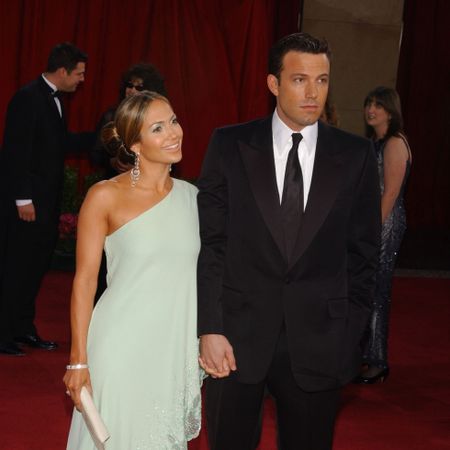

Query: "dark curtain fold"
<box><xmin>397</xmin><ymin>0</ymin><xmax>450</xmax><ymax>229</ymax></box>
<box><xmin>0</xmin><ymin>0</ymin><xmax>300</xmax><ymax>179</ymax></box>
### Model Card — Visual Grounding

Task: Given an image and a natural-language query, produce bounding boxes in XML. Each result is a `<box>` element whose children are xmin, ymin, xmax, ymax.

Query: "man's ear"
<box><xmin>56</xmin><ymin>67</ymin><xmax>68</xmax><ymax>78</ymax></box>
<box><xmin>267</xmin><ymin>74</ymin><xmax>279</xmax><ymax>97</ymax></box>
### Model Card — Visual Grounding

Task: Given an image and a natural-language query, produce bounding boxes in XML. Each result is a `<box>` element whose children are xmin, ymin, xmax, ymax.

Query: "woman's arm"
<box><xmin>63</xmin><ymin>182</ymin><xmax>111</xmax><ymax>410</ymax></box>
<box><xmin>381</xmin><ymin>136</ymin><xmax>410</xmax><ymax>223</ymax></box>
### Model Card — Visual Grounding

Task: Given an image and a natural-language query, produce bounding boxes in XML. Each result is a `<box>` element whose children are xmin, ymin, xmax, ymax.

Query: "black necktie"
<box><xmin>51</xmin><ymin>90</ymin><xmax>62</xmax><ymax>99</ymax></box>
<box><xmin>281</xmin><ymin>133</ymin><xmax>303</xmax><ymax>261</ymax></box>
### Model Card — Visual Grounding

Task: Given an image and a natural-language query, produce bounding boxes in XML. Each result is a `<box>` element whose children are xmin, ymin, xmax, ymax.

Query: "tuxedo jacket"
<box><xmin>197</xmin><ymin>117</ymin><xmax>381</xmax><ymax>392</ymax></box>
<box><xmin>0</xmin><ymin>76</ymin><xmax>93</xmax><ymax>224</ymax></box>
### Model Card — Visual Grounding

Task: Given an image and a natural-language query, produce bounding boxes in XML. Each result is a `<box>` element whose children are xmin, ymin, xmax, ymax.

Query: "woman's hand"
<box><xmin>63</xmin><ymin>368</ymin><xmax>92</xmax><ymax>411</ymax></box>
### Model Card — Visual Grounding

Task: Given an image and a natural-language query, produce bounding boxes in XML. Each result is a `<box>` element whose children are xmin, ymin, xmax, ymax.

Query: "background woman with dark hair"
<box><xmin>118</xmin><ymin>62</ymin><xmax>167</xmax><ymax>101</ymax></box>
<box><xmin>355</xmin><ymin>86</ymin><xmax>412</xmax><ymax>384</ymax></box>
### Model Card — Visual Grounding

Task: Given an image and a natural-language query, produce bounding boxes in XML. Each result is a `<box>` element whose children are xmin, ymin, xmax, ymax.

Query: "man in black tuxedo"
<box><xmin>197</xmin><ymin>33</ymin><xmax>381</xmax><ymax>449</ymax></box>
<box><xmin>0</xmin><ymin>42</ymin><xmax>93</xmax><ymax>356</ymax></box>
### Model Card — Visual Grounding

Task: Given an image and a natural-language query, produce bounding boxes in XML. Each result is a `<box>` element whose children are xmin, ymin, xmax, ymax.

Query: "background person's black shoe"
<box><xmin>0</xmin><ymin>341</ymin><xmax>26</xmax><ymax>356</ymax></box>
<box><xmin>14</xmin><ymin>334</ymin><xmax>58</xmax><ymax>351</ymax></box>
<box><xmin>353</xmin><ymin>367</ymin><xmax>389</xmax><ymax>384</ymax></box>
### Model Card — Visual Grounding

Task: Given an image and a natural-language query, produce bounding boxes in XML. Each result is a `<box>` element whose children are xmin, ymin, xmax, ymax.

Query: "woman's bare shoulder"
<box><xmin>89</xmin><ymin>173</ymin><xmax>131</xmax><ymax>195</ymax></box>
<box><xmin>384</xmin><ymin>135</ymin><xmax>410</xmax><ymax>157</ymax></box>
<box><xmin>386</xmin><ymin>134</ymin><xmax>409</xmax><ymax>148</ymax></box>
<box><xmin>82</xmin><ymin>178</ymin><xmax>123</xmax><ymax>212</ymax></box>
<box><xmin>88</xmin><ymin>179</ymin><xmax>116</xmax><ymax>197</ymax></box>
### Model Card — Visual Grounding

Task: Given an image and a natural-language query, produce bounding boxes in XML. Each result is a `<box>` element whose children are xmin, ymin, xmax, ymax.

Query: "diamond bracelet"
<box><xmin>66</xmin><ymin>363</ymin><xmax>89</xmax><ymax>370</ymax></box>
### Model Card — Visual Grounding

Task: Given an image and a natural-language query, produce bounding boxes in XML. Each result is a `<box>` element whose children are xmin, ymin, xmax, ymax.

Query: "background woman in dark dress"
<box><xmin>356</xmin><ymin>86</ymin><xmax>412</xmax><ymax>384</ymax></box>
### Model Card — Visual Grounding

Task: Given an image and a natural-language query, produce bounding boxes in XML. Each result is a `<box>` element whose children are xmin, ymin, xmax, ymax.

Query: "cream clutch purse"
<box><xmin>80</xmin><ymin>386</ymin><xmax>111</xmax><ymax>449</ymax></box>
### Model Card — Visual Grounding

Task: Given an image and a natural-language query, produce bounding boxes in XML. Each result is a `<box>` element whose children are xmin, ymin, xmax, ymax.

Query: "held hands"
<box><xmin>17</xmin><ymin>203</ymin><xmax>36</xmax><ymax>222</ymax></box>
<box><xmin>199</xmin><ymin>334</ymin><xmax>237</xmax><ymax>378</ymax></box>
<box><xmin>63</xmin><ymin>368</ymin><xmax>92</xmax><ymax>411</ymax></box>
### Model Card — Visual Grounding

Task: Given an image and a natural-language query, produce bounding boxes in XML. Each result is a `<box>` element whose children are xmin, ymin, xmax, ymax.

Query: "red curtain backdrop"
<box><xmin>3</xmin><ymin>0</ymin><xmax>447</xmax><ymax>231</ymax></box>
<box><xmin>0</xmin><ymin>0</ymin><xmax>300</xmax><ymax>180</ymax></box>
<box><xmin>397</xmin><ymin>0</ymin><xmax>450</xmax><ymax>230</ymax></box>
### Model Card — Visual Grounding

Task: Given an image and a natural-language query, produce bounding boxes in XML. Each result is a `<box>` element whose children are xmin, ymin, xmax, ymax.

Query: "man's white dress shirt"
<box><xmin>271</xmin><ymin>109</ymin><xmax>318</xmax><ymax>210</ymax></box>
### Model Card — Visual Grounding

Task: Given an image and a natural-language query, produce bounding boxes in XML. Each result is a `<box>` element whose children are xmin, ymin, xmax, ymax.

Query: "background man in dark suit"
<box><xmin>0</xmin><ymin>42</ymin><xmax>93</xmax><ymax>356</ymax></box>
<box><xmin>197</xmin><ymin>33</ymin><xmax>381</xmax><ymax>450</ymax></box>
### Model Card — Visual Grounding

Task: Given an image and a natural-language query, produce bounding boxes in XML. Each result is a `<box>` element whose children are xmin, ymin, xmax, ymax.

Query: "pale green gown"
<box><xmin>67</xmin><ymin>179</ymin><xmax>203</xmax><ymax>450</ymax></box>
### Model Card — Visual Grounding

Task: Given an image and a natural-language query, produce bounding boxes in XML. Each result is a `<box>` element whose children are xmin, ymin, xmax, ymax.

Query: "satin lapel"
<box><xmin>60</xmin><ymin>101</ymin><xmax>67</xmax><ymax>128</ymax></box>
<box><xmin>289</xmin><ymin>122</ymin><xmax>343</xmax><ymax>270</ymax></box>
<box><xmin>238</xmin><ymin>117</ymin><xmax>286</xmax><ymax>259</ymax></box>
<box><xmin>47</xmin><ymin>94</ymin><xmax>64</xmax><ymax>124</ymax></box>
<box><xmin>38</xmin><ymin>77</ymin><xmax>65</xmax><ymax>124</ymax></box>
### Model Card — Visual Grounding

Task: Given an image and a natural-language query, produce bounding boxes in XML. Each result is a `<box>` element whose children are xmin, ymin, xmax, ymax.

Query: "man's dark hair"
<box><xmin>268</xmin><ymin>32</ymin><xmax>331</xmax><ymax>81</ymax></box>
<box><xmin>47</xmin><ymin>42</ymin><xmax>87</xmax><ymax>73</ymax></box>
<box><xmin>119</xmin><ymin>63</ymin><xmax>167</xmax><ymax>100</ymax></box>
<box><xmin>364</xmin><ymin>86</ymin><xmax>404</xmax><ymax>140</ymax></box>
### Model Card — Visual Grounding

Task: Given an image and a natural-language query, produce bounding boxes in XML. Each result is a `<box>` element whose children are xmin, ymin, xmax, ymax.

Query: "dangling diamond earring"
<box><xmin>130</xmin><ymin>152</ymin><xmax>140</xmax><ymax>187</ymax></box>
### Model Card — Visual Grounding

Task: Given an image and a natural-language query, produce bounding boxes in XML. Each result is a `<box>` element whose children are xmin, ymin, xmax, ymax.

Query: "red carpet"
<box><xmin>0</xmin><ymin>273</ymin><xmax>449</xmax><ymax>449</ymax></box>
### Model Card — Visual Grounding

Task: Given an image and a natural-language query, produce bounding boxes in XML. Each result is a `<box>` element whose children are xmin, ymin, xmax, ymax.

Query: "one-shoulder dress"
<box><xmin>67</xmin><ymin>178</ymin><xmax>203</xmax><ymax>450</ymax></box>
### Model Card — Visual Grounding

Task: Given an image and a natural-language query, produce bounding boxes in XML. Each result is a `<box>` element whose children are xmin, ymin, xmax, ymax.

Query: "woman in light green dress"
<box><xmin>63</xmin><ymin>91</ymin><xmax>203</xmax><ymax>449</ymax></box>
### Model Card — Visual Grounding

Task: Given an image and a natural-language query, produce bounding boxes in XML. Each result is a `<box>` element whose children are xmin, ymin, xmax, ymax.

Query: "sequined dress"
<box><xmin>67</xmin><ymin>179</ymin><xmax>203</xmax><ymax>450</ymax></box>
<box><xmin>362</xmin><ymin>137</ymin><xmax>411</xmax><ymax>369</ymax></box>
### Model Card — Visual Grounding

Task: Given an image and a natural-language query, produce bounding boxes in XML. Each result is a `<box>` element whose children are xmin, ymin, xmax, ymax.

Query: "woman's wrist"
<box><xmin>66</xmin><ymin>363</ymin><xmax>89</xmax><ymax>370</ymax></box>
<box><xmin>69</xmin><ymin>349</ymin><xmax>87</xmax><ymax>363</ymax></box>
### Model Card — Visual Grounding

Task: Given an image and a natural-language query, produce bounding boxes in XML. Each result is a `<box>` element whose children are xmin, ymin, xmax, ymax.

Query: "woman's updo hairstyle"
<box><xmin>102</xmin><ymin>90</ymin><xmax>169</xmax><ymax>164</ymax></box>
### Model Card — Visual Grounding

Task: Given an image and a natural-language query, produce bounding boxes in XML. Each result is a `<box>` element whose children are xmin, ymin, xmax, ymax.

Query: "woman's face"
<box><xmin>364</xmin><ymin>100</ymin><xmax>390</xmax><ymax>130</ymax></box>
<box><xmin>131</xmin><ymin>99</ymin><xmax>183</xmax><ymax>166</ymax></box>
<box><xmin>125</xmin><ymin>77</ymin><xmax>145</xmax><ymax>98</ymax></box>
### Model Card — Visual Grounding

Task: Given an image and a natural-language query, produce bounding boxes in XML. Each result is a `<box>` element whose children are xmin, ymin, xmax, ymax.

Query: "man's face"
<box><xmin>59</xmin><ymin>62</ymin><xmax>86</xmax><ymax>92</ymax></box>
<box><xmin>267</xmin><ymin>51</ymin><xmax>329</xmax><ymax>131</ymax></box>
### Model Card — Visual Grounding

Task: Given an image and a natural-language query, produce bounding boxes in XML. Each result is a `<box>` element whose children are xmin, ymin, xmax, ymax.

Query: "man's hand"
<box><xmin>17</xmin><ymin>203</ymin><xmax>36</xmax><ymax>222</ymax></box>
<box><xmin>199</xmin><ymin>334</ymin><xmax>237</xmax><ymax>378</ymax></box>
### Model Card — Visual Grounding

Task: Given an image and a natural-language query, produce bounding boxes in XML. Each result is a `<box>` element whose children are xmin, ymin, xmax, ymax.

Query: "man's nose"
<box><xmin>305</xmin><ymin>82</ymin><xmax>318</xmax><ymax>98</ymax></box>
